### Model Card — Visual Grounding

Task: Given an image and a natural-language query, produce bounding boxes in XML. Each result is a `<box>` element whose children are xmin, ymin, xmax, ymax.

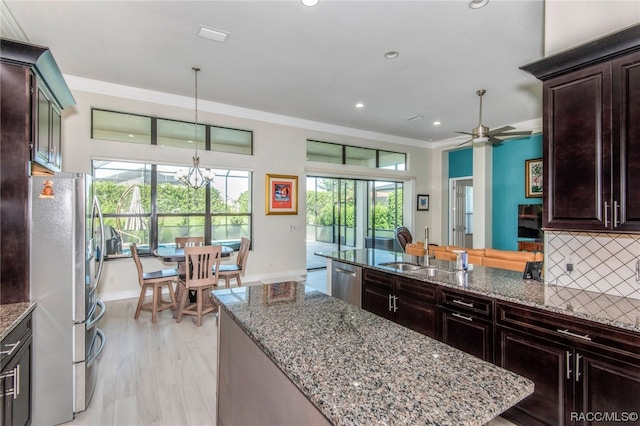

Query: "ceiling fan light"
<box><xmin>473</xmin><ymin>136</ymin><xmax>489</xmax><ymax>143</ymax></box>
<box><xmin>469</xmin><ymin>0</ymin><xmax>489</xmax><ymax>9</ymax></box>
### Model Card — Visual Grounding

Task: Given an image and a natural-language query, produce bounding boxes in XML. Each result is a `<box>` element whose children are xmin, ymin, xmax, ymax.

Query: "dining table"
<box><xmin>153</xmin><ymin>244</ymin><xmax>233</xmax><ymax>262</ymax></box>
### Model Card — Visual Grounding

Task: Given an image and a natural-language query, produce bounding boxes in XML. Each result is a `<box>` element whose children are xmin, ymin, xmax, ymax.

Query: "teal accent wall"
<box><xmin>448</xmin><ymin>148</ymin><xmax>472</xmax><ymax>178</ymax></box>
<box><xmin>492</xmin><ymin>134</ymin><xmax>543</xmax><ymax>250</ymax></box>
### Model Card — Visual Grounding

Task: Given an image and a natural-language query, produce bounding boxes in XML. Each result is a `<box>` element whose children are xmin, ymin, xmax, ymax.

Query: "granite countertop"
<box><xmin>213</xmin><ymin>282</ymin><xmax>534</xmax><ymax>426</ymax></box>
<box><xmin>0</xmin><ymin>302</ymin><xmax>36</xmax><ymax>341</ymax></box>
<box><xmin>316</xmin><ymin>249</ymin><xmax>640</xmax><ymax>333</ymax></box>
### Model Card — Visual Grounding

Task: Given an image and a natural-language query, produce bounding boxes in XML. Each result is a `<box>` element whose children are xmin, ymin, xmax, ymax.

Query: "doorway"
<box><xmin>450</xmin><ymin>177</ymin><xmax>473</xmax><ymax>248</ymax></box>
<box><xmin>306</xmin><ymin>176</ymin><xmax>404</xmax><ymax>270</ymax></box>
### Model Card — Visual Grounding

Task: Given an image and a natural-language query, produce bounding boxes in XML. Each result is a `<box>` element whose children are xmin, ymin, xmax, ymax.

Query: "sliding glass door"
<box><xmin>306</xmin><ymin>176</ymin><xmax>403</xmax><ymax>270</ymax></box>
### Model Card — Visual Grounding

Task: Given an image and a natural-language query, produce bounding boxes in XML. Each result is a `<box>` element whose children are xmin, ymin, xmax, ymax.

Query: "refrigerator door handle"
<box><xmin>86</xmin><ymin>329</ymin><xmax>105</xmax><ymax>368</ymax></box>
<box><xmin>93</xmin><ymin>195</ymin><xmax>105</xmax><ymax>286</ymax></box>
<box><xmin>86</xmin><ymin>300</ymin><xmax>105</xmax><ymax>330</ymax></box>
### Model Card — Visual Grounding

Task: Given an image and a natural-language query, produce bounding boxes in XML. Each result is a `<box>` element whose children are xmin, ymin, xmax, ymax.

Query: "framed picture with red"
<box><xmin>265</xmin><ymin>173</ymin><xmax>298</xmax><ymax>215</ymax></box>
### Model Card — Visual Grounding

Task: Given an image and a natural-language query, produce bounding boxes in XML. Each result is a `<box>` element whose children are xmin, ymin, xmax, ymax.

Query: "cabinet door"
<box><xmin>613</xmin><ymin>50</ymin><xmax>640</xmax><ymax>231</ymax></box>
<box><xmin>0</xmin><ymin>339</ymin><xmax>31</xmax><ymax>426</ymax></box>
<box><xmin>576</xmin><ymin>350</ymin><xmax>640</xmax><ymax>423</ymax></box>
<box><xmin>496</xmin><ymin>326</ymin><xmax>572</xmax><ymax>426</ymax></box>
<box><xmin>397</xmin><ymin>297</ymin><xmax>437</xmax><ymax>339</ymax></box>
<box><xmin>49</xmin><ymin>103</ymin><xmax>62</xmax><ymax>171</ymax></box>
<box><xmin>35</xmin><ymin>85</ymin><xmax>51</xmax><ymax>167</ymax></box>
<box><xmin>543</xmin><ymin>62</ymin><xmax>613</xmax><ymax>230</ymax></box>
<box><xmin>362</xmin><ymin>283</ymin><xmax>394</xmax><ymax>321</ymax></box>
<box><xmin>440</xmin><ymin>307</ymin><xmax>493</xmax><ymax>362</ymax></box>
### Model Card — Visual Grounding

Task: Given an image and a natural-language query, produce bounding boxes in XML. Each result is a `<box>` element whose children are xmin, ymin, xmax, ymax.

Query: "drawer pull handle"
<box><xmin>452</xmin><ymin>299</ymin><xmax>474</xmax><ymax>308</ymax></box>
<box><xmin>388</xmin><ymin>294</ymin><xmax>393</xmax><ymax>312</ymax></box>
<box><xmin>0</xmin><ymin>364</ymin><xmax>19</xmax><ymax>399</ymax></box>
<box><xmin>556</xmin><ymin>328</ymin><xmax>591</xmax><ymax>341</ymax></box>
<box><xmin>0</xmin><ymin>341</ymin><xmax>20</xmax><ymax>357</ymax></box>
<box><xmin>452</xmin><ymin>312</ymin><xmax>473</xmax><ymax>322</ymax></box>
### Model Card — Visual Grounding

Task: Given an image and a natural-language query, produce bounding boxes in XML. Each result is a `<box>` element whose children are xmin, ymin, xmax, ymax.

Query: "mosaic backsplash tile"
<box><xmin>545</xmin><ymin>231</ymin><xmax>640</xmax><ymax>300</ymax></box>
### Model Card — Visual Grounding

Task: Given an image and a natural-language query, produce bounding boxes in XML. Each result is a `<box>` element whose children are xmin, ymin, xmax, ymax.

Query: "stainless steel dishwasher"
<box><xmin>330</xmin><ymin>260</ymin><xmax>362</xmax><ymax>308</ymax></box>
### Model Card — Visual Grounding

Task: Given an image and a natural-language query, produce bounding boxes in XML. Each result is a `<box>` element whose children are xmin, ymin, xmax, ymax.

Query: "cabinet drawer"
<box><xmin>496</xmin><ymin>302</ymin><xmax>640</xmax><ymax>362</ymax></box>
<box><xmin>439</xmin><ymin>288</ymin><xmax>493</xmax><ymax>319</ymax></box>
<box><xmin>363</xmin><ymin>268</ymin><xmax>394</xmax><ymax>291</ymax></box>
<box><xmin>396</xmin><ymin>275</ymin><xmax>437</xmax><ymax>303</ymax></box>
<box><xmin>1</xmin><ymin>313</ymin><xmax>32</xmax><ymax>371</ymax></box>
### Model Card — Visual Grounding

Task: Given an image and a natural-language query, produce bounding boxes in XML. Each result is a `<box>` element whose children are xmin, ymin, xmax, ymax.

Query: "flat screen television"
<box><xmin>517</xmin><ymin>204</ymin><xmax>543</xmax><ymax>240</ymax></box>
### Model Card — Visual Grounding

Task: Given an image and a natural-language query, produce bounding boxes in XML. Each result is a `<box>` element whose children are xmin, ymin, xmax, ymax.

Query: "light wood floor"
<box><xmin>66</xmin><ymin>271</ymin><xmax>515</xmax><ymax>426</ymax></box>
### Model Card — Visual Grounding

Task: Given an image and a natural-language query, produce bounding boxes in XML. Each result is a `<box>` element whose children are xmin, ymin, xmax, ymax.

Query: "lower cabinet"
<box><xmin>362</xmin><ymin>269</ymin><xmax>438</xmax><ymax>339</ymax></box>
<box><xmin>438</xmin><ymin>287</ymin><xmax>494</xmax><ymax>362</ymax></box>
<box><xmin>496</xmin><ymin>301</ymin><xmax>640</xmax><ymax>426</ymax></box>
<box><xmin>0</xmin><ymin>313</ymin><xmax>32</xmax><ymax>426</ymax></box>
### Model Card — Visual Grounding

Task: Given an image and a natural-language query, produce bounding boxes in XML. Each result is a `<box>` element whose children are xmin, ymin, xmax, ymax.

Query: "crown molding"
<box><xmin>64</xmin><ymin>75</ymin><xmax>432</xmax><ymax>149</ymax></box>
<box><xmin>0</xmin><ymin>1</ymin><xmax>28</xmax><ymax>41</ymax></box>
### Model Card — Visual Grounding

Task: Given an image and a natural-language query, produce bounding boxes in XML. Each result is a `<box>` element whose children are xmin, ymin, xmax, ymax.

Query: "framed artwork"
<box><xmin>263</xmin><ymin>281</ymin><xmax>297</xmax><ymax>305</ymax></box>
<box><xmin>525</xmin><ymin>158</ymin><xmax>543</xmax><ymax>198</ymax></box>
<box><xmin>417</xmin><ymin>194</ymin><xmax>429</xmax><ymax>211</ymax></box>
<box><xmin>265</xmin><ymin>174</ymin><xmax>298</xmax><ymax>215</ymax></box>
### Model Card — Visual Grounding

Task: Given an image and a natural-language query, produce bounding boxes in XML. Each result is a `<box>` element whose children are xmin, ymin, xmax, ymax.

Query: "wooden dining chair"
<box><xmin>175</xmin><ymin>236</ymin><xmax>205</xmax><ymax>248</ymax></box>
<box><xmin>176</xmin><ymin>245</ymin><xmax>222</xmax><ymax>326</ymax></box>
<box><xmin>173</xmin><ymin>236</ymin><xmax>205</xmax><ymax>304</ymax></box>
<box><xmin>131</xmin><ymin>243</ymin><xmax>178</xmax><ymax>323</ymax></box>
<box><xmin>218</xmin><ymin>237</ymin><xmax>250</xmax><ymax>288</ymax></box>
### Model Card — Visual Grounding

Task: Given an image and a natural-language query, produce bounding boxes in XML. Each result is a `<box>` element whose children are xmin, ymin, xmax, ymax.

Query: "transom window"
<box><xmin>306</xmin><ymin>139</ymin><xmax>406</xmax><ymax>170</ymax></box>
<box><xmin>91</xmin><ymin>109</ymin><xmax>253</xmax><ymax>155</ymax></box>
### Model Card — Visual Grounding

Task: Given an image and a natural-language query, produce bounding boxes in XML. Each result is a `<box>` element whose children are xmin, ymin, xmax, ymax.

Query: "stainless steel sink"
<box><xmin>413</xmin><ymin>265</ymin><xmax>456</xmax><ymax>276</ymax></box>
<box><xmin>379</xmin><ymin>262</ymin><xmax>425</xmax><ymax>271</ymax></box>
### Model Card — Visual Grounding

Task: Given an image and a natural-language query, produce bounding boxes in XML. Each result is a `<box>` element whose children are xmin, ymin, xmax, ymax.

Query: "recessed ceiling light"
<box><xmin>301</xmin><ymin>0</ymin><xmax>319</xmax><ymax>6</ymax></box>
<box><xmin>128</xmin><ymin>134</ymin><xmax>135</xmax><ymax>138</ymax></box>
<box><xmin>433</xmin><ymin>121</ymin><xmax>441</xmax><ymax>126</ymax></box>
<box><xmin>198</xmin><ymin>25</ymin><xmax>229</xmax><ymax>43</ymax></box>
<box><xmin>469</xmin><ymin>0</ymin><xmax>489</xmax><ymax>9</ymax></box>
<box><xmin>384</xmin><ymin>51</ymin><xmax>399</xmax><ymax>59</ymax></box>
<box><xmin>355</xmin><ymin>102</ymin><xmax>365</xmax><ymax>108</ymax></box>
<box><xmin>407</xmin><ymin>114</ymin><xmax>423</xmax><ymax>121</ymax></box>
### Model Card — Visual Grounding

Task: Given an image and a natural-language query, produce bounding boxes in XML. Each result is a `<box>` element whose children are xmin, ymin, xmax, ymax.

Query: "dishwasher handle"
<box><xmin>334</xmin><ymin>267</ymin><xmax>357</xmax><ymax>277</ymax></box>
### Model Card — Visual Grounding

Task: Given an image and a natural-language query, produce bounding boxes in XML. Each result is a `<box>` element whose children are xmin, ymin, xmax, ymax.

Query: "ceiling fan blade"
<box><xmin>455</xmin><ymin>131</ymin><xmax>473</xmax><ymax>135</ymax></box>
<box><xmin>492</xmin><ymin>131</ymin><xmax>533</xmax><ymax>137</ymax></box>
<box><xmin>455</xmin><ymin>139</ymin><xmax>473</xmax><ymax>147</ymax></box>
<box><xmin>488</xmin><ymin>126</ymin><xmax>515</xmax><ymax>135</ymax></box>
<box><xmin>488</xmin><ymin>136</ymin><xmax>503</xmax><ymax>145</ymax></box>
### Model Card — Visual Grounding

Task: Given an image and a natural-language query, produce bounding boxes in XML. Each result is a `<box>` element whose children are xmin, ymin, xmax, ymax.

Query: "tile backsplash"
<box><xmin>545</xmin><ymin>231</ymin><xmax>640</xmax><ymax>300</ymax></box>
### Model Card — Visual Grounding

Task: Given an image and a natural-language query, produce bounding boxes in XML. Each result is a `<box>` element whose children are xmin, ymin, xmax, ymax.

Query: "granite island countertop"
<box><xmin>316</xmin><ymin>248</ymin><xmax>640</xmax><ymax>333</ymax></box>
<box><xmin>213</xmin><ymin>282</ymin><xmax>534</xmax><ymax>426</ymax></box>
<box><xmin>0</xmin><ymin>302</ymin><xmax>36</xmax><ymax>341</ymax></box>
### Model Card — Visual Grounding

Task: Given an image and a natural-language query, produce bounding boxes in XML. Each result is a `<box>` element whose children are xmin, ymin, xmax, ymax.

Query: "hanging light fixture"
<box><xmin>176</xmin><ymin>67</ymin><xmax>214</xmax><ymax>190</ymax></box>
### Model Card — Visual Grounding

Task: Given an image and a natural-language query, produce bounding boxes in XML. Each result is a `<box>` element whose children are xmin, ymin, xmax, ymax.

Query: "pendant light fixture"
<box><xmin>176</xmin><ymin>67</ymin><xmax>214</xmax><ymax>190</ymax></box>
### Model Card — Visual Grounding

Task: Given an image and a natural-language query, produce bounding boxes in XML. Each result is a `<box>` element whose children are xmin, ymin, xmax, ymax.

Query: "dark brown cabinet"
<box><xmin>522</xmin><ymin>25</ymin><xmax>640</xmax><ymax>232</ymax></box>
<box><xmin>438</xmin><ymin>288</ymin><xmax>494</xmax><ymax>362</ymax></box>
<box><xmin>0</xmin><ymin>38</ymin><xmax>74</xmax><ymax>304</ymax></box>
<box><xmin>0</xmin><ymin>313</ymin><xmax>32</xmax><ymax>426</ymax></box>
<box><xmin>362</xmin><ymin>269</ymin><xmax>438</xmax><ymax>339</ymax></box>
<box><xmin>496</xmin><ymin>301</ymin><xmax>640</xmax><ymax>426</ymax></box>
<box><xmin>34</xmin><ymin>83</ymin><xmax>63</xmax><ymax>172</ymax></box>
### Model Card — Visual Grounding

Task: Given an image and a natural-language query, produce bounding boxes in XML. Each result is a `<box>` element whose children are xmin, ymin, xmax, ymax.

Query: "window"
<box><xmin>93</xmin><ymin>160</ymin><xmax>252</xmax><ymax>258</ymax></box>
<box><xmin>306</xmin><ymin>139</ymin><xmax>406</xmax><ymax>170</ymax></box>
<box><xmin>91</xmin><ymin>109</ymin><xmax>253</xmax><ymax>155</ymax></box>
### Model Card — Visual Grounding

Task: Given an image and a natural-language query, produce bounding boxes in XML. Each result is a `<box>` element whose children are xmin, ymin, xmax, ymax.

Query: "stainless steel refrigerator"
<box><xmin>29</xmin><ymin>173</ymin><xmax>106</xmax><ymax>425</ymax></box>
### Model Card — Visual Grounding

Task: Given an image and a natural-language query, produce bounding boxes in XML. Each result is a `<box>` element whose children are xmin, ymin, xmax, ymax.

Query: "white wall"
<box><xmin>60</xmin><ymin>81</ymin><xmax>432</xmax><ymax>301</ymax></box>
<box><xmin>545</xmin><ymin>0</ymin><xmax>640</xmax><ymax>55</ymax></box>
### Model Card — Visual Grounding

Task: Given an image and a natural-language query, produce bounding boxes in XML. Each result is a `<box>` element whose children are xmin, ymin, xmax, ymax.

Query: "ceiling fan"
<box><xmin>455</xmin><ymin>89</ymin><xmax>532</xmax><ymax>147</ymax></box>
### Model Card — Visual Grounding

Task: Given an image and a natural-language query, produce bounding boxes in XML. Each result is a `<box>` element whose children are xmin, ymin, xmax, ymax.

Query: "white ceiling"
<box><xmin>2</xmin><ymin>0</ymin><xmax>545</xmax><ymax>145</ymax></box>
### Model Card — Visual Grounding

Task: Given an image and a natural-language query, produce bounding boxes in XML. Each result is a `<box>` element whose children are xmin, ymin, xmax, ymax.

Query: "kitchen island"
<box><xmin>213</xmin><ymin>281</ymin><xmax>533</xmax><ymax>426</ymax></box>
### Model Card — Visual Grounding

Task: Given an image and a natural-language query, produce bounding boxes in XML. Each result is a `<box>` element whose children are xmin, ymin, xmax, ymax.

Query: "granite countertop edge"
<box><xmin>0</xmin><ymin>302</ymin><xmax>36</xmax><ymax>341</ymax></box>
<box><xmin>316</xmin><ymin>250</ymin><xmax>640</xmax><ymax>334</ymax></box>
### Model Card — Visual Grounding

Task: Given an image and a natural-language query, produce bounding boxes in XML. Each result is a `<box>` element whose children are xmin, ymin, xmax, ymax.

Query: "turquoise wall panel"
<box><xmin>448</xmin><ymin>148</ymin><xmax>472</xmax><ymax>178</ymax></box>
<box><xmin>492</xmin><ymin>134</ymin><xmax>543</xmax><ymax>250</ymax></box>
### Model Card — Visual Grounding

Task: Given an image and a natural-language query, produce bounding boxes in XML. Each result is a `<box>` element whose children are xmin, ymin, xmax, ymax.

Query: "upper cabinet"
<box><xmin>0</xmin><ymin>38</ymin><xmax>75</xmax><ymax>174</ymax></box>
<box><xmin>521</xmin><ymin>24</ymin><xmax>640</xmax><ymax>233</ymax></box>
